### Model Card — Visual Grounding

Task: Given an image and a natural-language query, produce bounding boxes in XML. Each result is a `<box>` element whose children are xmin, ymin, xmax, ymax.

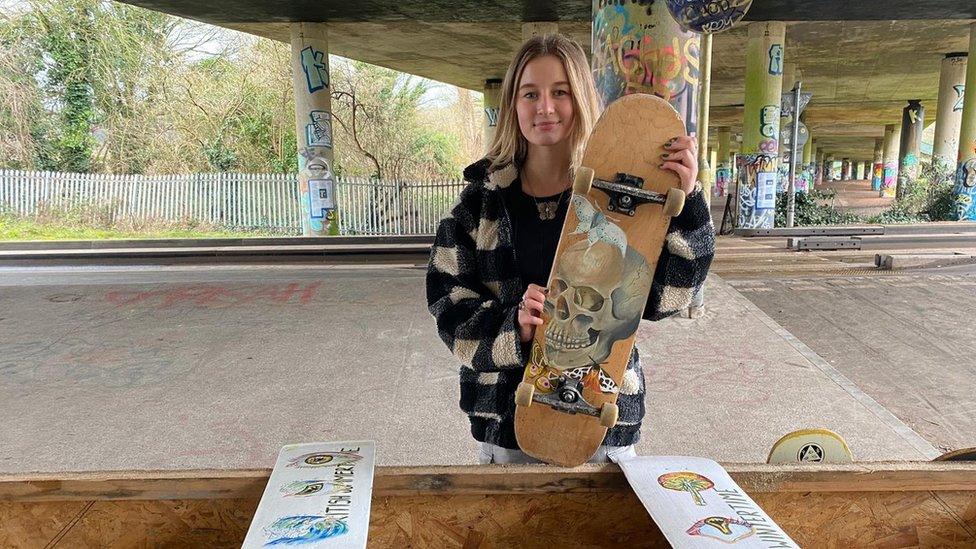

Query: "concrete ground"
<box><xmin>2</xmin><ymin>247</ymin><xmax>958</xmax><ymax>473</ymax></box>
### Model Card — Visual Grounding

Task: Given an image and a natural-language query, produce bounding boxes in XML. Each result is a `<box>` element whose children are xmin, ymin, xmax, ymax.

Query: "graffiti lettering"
<box><xmin>106</xmin><ymin>283</ymin><xmax>322</xmax><ymax>309</ymax></box>
<box><xmin>301</xmin><ymin>46</ymin><xmax>329</xmax><ymax>93</ymax></box>
<box><xmin>953</xmin><ymin>85</ymin><xmax>965</xmax><ymax>112</ymax></box>
<box><xmin>760</xmin><ymin>105</ymin><xmax>779</xmax><ymax>138</ymax></box>
<box><xmin>484</xmin><ymin>107</ymin><xmax>499</xmax><ymax>127</ymax></box>
<box><xmin>767</xmin><ymin>44</ymin><xmax>783</xmax><ymax>75</ymax></box>
<box><xmin>306</xmin><ymin>111</ymin><xmax>333</xmax><ymax>149</ymax></box>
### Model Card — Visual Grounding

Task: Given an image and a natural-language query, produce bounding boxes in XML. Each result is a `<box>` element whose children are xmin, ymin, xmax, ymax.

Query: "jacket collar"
<box><xmin>463</xmin><ymin>158</ymin><xmax>518</xmax><ymax>191</ymax></box>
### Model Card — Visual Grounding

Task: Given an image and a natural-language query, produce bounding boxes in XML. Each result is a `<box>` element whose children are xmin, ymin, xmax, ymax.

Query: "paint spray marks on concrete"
<box><xmin>105</xmin><ymin>282</ymin><xmax>322</xmax><ymax>309</ymax></box>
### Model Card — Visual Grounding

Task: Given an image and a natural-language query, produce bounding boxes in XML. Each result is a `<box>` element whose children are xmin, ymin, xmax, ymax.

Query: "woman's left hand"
<box><xmin>661</xmin><ymin>134</ymin><xmax>699</xmax><ymax>195</ymax></box>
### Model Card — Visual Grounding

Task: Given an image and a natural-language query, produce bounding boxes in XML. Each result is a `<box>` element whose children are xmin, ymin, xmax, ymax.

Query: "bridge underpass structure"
<box><xmin>114</xmin><ymin>0</ymin><xmax>976</xmax><ymax>226</ymax></box>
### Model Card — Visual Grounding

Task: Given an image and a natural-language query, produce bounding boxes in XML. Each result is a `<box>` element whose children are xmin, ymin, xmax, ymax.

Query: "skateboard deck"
<box><xmin>934</xmin><ymin>447</ymin><xmax>976</xmax><ymax>461</ymax></box>
<box><xmin>617</xmin><ymin>455</ymin><xmax>798</xmax><ymax>548</ymax></box>
<box><xmin>766</xmin><ymin>428</ymin><xmax>853</xmax><ymax>464</ymax></box>
<box><xmin>514</xmin><ymin>94</ymin><xmax>687</xmax><ymax>466</ymax></box>
<box><xmin>242</xmin><ymin>440</ymin><xmax>376</xmax><ymax>548</ymax></box>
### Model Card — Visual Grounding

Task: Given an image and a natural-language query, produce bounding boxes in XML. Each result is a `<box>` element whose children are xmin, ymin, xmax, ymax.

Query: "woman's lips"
<box><xmin>535</xmin><ymin>121</ymin><xmax>559</xmax><ymax>130</ymax></box>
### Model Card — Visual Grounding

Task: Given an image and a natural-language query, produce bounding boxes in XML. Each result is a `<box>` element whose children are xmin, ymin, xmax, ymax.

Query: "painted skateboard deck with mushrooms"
<box><xmin>616</xmin><ymin>455</ymin><xmax>798</xmax><ymax>547</ymax></box>
<box><xmin>514</xmin><ymin>94</ymin><xmax>687</xmax><ymax>467</ymax></box>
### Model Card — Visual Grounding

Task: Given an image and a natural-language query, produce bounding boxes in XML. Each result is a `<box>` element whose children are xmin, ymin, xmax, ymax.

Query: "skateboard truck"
<box><xmin>590</xmin><ymin>172</ymin><xmax>685</xmax><ymax>217</ymax></box>
<box><xmin>516</xmin><ymin>376</ymin><xmax>619</xmax><ymax>428</ymax></box>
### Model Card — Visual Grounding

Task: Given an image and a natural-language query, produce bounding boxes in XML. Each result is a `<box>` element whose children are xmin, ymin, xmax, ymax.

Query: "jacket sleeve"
<box><xmin>426</xmin><ymin>187</ymin><xmax>525</xmax><ymax>373</ymax></box>
<box><xmin>642</xmin><ymin>187</ymin><xmax>716</xmax><ymax>321</ymax></box>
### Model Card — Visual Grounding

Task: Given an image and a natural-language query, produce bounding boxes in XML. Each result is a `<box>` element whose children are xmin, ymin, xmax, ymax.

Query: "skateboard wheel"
<box><xmin>515</xmin><ymin>381</ymin><xmax>535</xmax><ymax>408</ymax></box>
<box><xmin>663</xmin><ymin>187</ymin><xmax>685</xmax><ymax>217</ymax></box>
<box><xmin>573</xmin><ymin>167</ymin><xmax>594</xmax><ymax>195</ymax></box>
<box><xmin>599</xmin><ymin>402</ymin><xmax>618</xmax><ymax>428</ymax></box>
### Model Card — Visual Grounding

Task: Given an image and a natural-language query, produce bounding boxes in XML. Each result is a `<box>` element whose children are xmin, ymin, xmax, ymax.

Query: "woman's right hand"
<box><xmin>517</xmin><ymin>283</ymin><xmax>548</xmax><ymax>343</ymax></box>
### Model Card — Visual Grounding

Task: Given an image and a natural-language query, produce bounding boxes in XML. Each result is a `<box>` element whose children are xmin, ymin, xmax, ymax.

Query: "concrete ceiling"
<box><xmin>118</xmin><ymin>0</ymin><xmax>976</xmax><ymax>160</ymax></box>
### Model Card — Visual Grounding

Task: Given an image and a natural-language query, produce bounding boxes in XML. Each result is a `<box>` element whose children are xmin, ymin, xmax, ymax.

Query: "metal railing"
<box><xmin>0</xmin><ymin>170</ymin><xmax>466</xmax><ymax>235</ymax></box>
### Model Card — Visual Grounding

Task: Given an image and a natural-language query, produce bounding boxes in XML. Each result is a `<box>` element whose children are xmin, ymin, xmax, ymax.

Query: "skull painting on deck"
<box><xmin>543</xmin><ymin>238</ymin><xmax>651</xmax><ymax>369</ymax></box>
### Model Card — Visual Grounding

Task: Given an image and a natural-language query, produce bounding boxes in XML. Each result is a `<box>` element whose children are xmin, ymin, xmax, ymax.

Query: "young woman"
<box><xmin>427</xmin><ymin>34</ymin><xmax>714</xmax><ymax>464</ymax></box>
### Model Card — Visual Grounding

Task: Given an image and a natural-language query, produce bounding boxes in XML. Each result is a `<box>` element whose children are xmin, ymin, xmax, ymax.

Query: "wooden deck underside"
<box><xmin>2</xmin><ymin>462</ymin><xmax>975</xmax><ymax>547</ymax></box>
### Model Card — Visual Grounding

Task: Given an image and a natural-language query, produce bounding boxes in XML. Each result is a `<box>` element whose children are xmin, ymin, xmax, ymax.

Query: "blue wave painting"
<box><xmin>264</xmin><ymin>515</ymin><xmax>348</xmax><ymax>545</ymax></box>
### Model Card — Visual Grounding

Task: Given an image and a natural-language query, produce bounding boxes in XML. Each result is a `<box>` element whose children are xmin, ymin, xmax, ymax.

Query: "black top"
<box><xmin>501</xmin><ymin>177</ymin><xmax>570</xmax><ymax>287</ymax></box>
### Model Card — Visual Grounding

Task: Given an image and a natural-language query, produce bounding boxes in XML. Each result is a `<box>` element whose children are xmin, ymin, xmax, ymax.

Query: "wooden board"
<box><xmin>241</xmin><ymin>441</ymin><xmax>375</xmax><ymax>548</ymax></box>
<box><xmin>515</xmin><ymin>94</ymin><xmax>686</xmax><ymax>466</ymax></box>
<box><xmin>2</xmin><ymin>463</ymin><xmax>975</xmax><ymax>547</ymax></box>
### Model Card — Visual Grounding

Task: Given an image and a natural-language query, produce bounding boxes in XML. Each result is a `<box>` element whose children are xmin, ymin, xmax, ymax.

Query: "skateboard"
<box><xmin>242</xmin><ymin>440</ymin><xmax>376</xmax><ymax>548</ymax></box>
<box><xmin>514</xmin><ymin>94</ymin><xmax>687</xmax><ymax>466</ymax></box>
<box><xmin>934</xmin><ymin>447</ymin><xmax>976</xmax><ymax>461</ymax></box>
<box><xmin>766</xmin><ymin>428</ymin><xmax>853</xmax><ymax>464</ymax></box>
<box><xmin>617</xmin><ymin>455</ymin><xmax>799</xmax><ymax>548</ymax></box>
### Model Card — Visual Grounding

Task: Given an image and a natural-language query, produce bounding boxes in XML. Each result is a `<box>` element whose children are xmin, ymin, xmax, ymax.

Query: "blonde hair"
<box><xmin>486</xmin><ymin>34</ymin><xmax>601</xmax><ymax>173</ymax></box>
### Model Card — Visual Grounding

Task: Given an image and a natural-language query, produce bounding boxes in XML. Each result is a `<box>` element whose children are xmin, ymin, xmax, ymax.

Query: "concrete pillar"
<box><xmin>798</xmin><ymin>132</ymin><xmax>813</xmax><ymax>192</ymax></box>
<box><xmin>735</xmin><ymin>21</ymin><xmax>785</xmax><ymax>229</ymax></box>
<box><xmin>483</xmin><ymin>79</ymin><xmax>501</xmax><ymax>152</ymax></box>
<box><xmin>716</xmin><ymin>127</ymin><xmax>732</xmax><ymax>197</ymax></box>
<box><xmin>291</xmin><ymin>23</ymin><xmax>338</xmax><ymax>236</ymax></box>
<box><xmin>825</xmin><ymin>154</ymin><xmax>835</xmax><ymax>181</ymax></box>
<box><xmin>871</xmin><ymin>138</ymin><xmax>884</xmax><ymax>191</ymax></box>
<box><xmin>841</xmin><ymin>158</ymin><xmax>851</xmax><ymax>180</ymax></box>
<box><xmin>897</xmin><ymin>100</ymin><xmax>924</xmax><ymax>198</ymax></box>
<box><xmin>591</xmin><ymin>1</ymin><xmax>700</xmax><ymax>130</ymax></box>
<box><xmin>814</xmin><ymin>150</ymin><xmax>823</xmax><ymax>185</ymax></box>
<box><xmin>881</xmin><ymin>124</ymin><xmax>900</xmax><ymax>198</ymax></box>
<box><xmin>522</xmin><ymin>22</ymin><xmax>559</xmax><ymax>41</ymax></box>
<box><xmin>953</xmin><ymin>23</ymin><xmax>976</xmax><ymax>221</ymax></box>
<box><xmin>933</xmin><ymin>52</ymin><xmax>968</xmax><ymax>169</ymax></box>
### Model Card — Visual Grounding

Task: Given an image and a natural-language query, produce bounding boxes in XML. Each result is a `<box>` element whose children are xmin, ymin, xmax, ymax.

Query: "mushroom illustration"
<box><xmin>658</xmin><ymin>472</ymin><xmax>715</xmax><ymax>506</ymax></box>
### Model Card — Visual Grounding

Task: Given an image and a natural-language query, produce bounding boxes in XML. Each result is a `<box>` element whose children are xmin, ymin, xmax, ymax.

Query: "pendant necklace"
<box><xmin>529</xmin><ymin>187</ymin><xmax>569</xmax><ymax>221</ymax></box>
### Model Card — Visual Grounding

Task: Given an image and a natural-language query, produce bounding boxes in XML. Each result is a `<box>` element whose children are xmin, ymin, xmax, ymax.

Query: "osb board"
<box><xmin>3</xmin><ymin>490</ymin><xmax>975</xmax><ymax>547</ymax></box>
<box><xmin>0</xmin><ymin>499</ymin><xmax>256</xmax><ymax>549</ymax></box>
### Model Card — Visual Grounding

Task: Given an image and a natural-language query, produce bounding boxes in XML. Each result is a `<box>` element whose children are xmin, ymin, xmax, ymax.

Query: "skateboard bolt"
<box><xmin>560</xmin><ymin>389</ymin><xmax>578</xmax><ymax>403</ymax></box>
<box><xmin>620</xmin><ymin>196</ymin><xmax>632</xmax><ymax>206</ymax></box>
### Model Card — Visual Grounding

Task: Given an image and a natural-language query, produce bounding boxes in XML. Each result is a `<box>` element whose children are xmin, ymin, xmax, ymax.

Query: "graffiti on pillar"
<box><xmin>715</xmin><ymin>164</ymin><xmax>731</xmax><ymax>197</ymax></box>
<box><xmin>767</xmin><ymin>44</ymin><xmax>783</xmax><ymax>75</ymax></box>
<box><xmin>953</xmin><ymin>85</ymin><xmax>966</xmax><ymax>111</ymax></box>
<box><xmin>305</xmin><ymin>111</ymin><xmax>333</xmax><ymax>149</ymax></box>
<box><xmin>665</xmin><ymin>0</ymin><xmax>753</xmax><ymax>34</ymax></box>
<box><xmin>299</xmin><ymin>152</ymin><xmax>339</xmax><ymax>235</ymax></box>
<box><xmin>872</xmin><ymin>163</ymin><xmax>883</xmax><ymax>191</ymax></box>
<box><xmin>736</xmin><ymin>154</ymin><xmax>776</xmax><ymax>229</ymax></box>
<box><xmin>759</xmin><ymin>105</ymin><xmax>779</xmax><ymax>154</ymax></box>
<box><xmin>592</xmin><ymin>3</ymin><xmax>699</xmax><ymax>133</ymax></box>
<box><xmin>484</xmin><ymin>107</ymin><xmax>499</xmax><ymax>127</ymax></box>
<box><xmin>301</xmin><ymin>46</ymin><xmax>330</xmax><ymax>93</ymax></box>
<box><xmin>952</xmin><ymin>158</ymin><xmax>976</xmax><ymax>220</ymax></box>
<box><xmin>881</xmin><ymin>162</ymin><xmax>897</xmax><ymax>198</ymax></box>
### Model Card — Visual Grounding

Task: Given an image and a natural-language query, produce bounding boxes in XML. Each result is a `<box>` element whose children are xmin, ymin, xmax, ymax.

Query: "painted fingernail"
<box><xmin>661</xmin><ymin>153</ymin><xmax>670</xmax><ymax>159</ymax></box>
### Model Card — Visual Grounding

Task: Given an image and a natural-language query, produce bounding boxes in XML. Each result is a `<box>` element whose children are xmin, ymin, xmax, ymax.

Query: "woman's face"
<box><xmin>515</xmin><ymin>55</ymin><xmax>575</xmax><ymax>148</ymax></box>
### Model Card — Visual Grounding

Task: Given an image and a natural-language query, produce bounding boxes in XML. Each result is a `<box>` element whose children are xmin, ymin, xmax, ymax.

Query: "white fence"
<box><xmin>0</xmin><ymin>170</ymin><xmax>466</xmax><ymax>235</ymax></box>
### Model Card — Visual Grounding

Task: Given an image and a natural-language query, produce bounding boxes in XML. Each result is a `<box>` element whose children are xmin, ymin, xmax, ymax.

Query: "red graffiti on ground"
<box><xmin>105</xmin><ymin>282</ymin><xmax>321</xmax><ymax>308</ymax></box>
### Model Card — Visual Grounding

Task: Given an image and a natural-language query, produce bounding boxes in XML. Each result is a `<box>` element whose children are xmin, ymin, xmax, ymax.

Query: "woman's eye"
<box><xmin>554</xmin><ymin>90</ymin><xmax>568</xmax><ymax>96</ymax></box>
<box><xmin>524</xmin><ymin>92</ymin><xmax>537</xmax><ymax>99</ymax></box>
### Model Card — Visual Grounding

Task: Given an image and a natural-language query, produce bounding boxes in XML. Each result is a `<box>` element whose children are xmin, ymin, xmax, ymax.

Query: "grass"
<box><xmin>0</xmin><ymin>204</ymin><xmax>295</xmax><ymax>241</ymax></box>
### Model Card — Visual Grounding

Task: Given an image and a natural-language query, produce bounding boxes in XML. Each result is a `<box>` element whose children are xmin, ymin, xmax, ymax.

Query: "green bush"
<box><xmin>775</xmin><ymin>189</ymin><xmax>862</xmax><ymax>226</ymax></box>
<box><xmin>868</xmin><ymin>162</ymin><xmax>955</xmax><ymax>223</ymax></box>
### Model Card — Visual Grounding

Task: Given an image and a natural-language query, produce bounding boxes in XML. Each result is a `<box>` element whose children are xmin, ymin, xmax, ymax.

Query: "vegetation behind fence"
<box><xmin>0</xmin><ymin>170</ymin><xmax>465</xmax><ymax>236</ymax></box>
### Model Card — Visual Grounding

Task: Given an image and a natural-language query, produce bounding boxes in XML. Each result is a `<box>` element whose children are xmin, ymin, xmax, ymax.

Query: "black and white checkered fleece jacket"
<box><xmin>426</xmin><ymin>158</ymin><xmax>715</xmax><ymax>449</ymax></box>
